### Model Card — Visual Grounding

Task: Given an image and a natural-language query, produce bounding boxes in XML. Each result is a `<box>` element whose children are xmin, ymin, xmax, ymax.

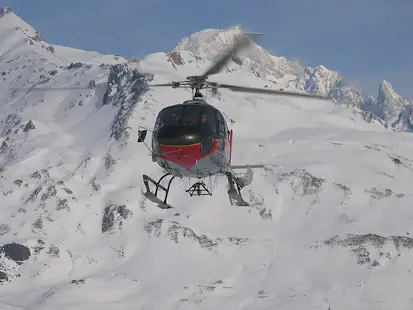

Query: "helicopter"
<box><xmin>8</xmin><ymin>29</ymin><xmax>328</xmax><ymax>209</ymax></box>
<box><xmin>135</xmin><ymin>31</ymin><xmax>328</xmax><ymax>209</ymax></box>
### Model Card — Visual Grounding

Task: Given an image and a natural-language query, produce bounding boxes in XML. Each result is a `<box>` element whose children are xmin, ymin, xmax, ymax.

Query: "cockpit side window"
<box><xmin>215</xmin><ymin>111</ymin><xmax>227</xmax><ymax>138</ymax></box>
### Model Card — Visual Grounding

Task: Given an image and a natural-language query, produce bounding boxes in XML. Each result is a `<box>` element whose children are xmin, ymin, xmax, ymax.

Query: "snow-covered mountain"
<box><xmin>290</xmin><ymin>65</ymin><xmax>370</xmax><ymax>109</ymax></box>
<box><xmin>2</xmin><ymin>7</ymin><xmax>413</xmax><ymax>310</ymax></box>
<box><xmin>375</xmin><ymin>80</ymin><xmax>412</xmax><ymax>121</ymax></box>
<box><xmin>171</xmin><ymin>25</ymin><xmax>413</xmax><ymax>132</ymax></box>
<box><xmin>173</xmin><ymin>26</ymin><xmax>302</xmax><ymax>82</ymax></box>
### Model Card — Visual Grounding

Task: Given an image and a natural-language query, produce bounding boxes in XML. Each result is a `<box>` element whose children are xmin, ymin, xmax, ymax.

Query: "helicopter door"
<box><xmin>216</xmin><ymin>111</ymin><xmax>227</xmax><ymax>151</ymax></box>
<box><xmin>198</xmin><ymin>107</ymin><xmax>216</xmax><ymax>154</ymax></box>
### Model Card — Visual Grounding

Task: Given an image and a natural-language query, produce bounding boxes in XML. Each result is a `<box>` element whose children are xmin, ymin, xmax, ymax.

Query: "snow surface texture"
<box><xmin>2</xmin><ymin>7</ymin><xmax>413</xmax><ymax>310</ymax></box>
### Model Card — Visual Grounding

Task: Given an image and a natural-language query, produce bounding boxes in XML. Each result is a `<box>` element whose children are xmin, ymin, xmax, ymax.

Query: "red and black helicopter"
<box><xmin>9</xmin><ymin>30</ymin><xmax>327</xmax><ymax>209</ymax></box>
<box><xmin>136</xmin><ymin>31</ymin><xmax>327</xmax><ymax>209</ymax></box>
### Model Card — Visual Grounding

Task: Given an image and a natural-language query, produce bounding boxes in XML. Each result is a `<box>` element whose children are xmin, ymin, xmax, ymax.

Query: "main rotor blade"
<box><xmin>147</xmin><ymin>83</ymin><xmax>176</xmax><ymax>87</ymax></box>
<box><xmin>9</xmin><ymin>83</ymin><xmax>109</xmax><ymax>91</ymax></box>
<box><xmin>200</xmin><ymin>30</ymin><xmax>263</xmax><ymax>79</ymax></box>
<box><xmin>216</xmin><ymin>83</ymin><xmax>330</xmax><ymax>100</ymax></box>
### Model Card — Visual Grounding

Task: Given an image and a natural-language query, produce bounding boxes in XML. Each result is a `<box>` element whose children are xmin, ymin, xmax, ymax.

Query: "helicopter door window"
<box><xmin>216</xmin><ymin>111</ymin><xmax>227</xmax><ymax>138</ymax></box>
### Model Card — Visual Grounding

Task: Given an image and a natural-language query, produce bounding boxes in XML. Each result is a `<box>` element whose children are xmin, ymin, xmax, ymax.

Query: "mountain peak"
<box><xmin>0</xmin><ymin>6</ymin><xmax>44</xmax><ymax>43</ymax></box>
<box><xmin>0</xmin><ymin>7</ymin><xmax>12</xmax><ymax>17</ymax></box>
<box><xmin>173</xmin><ymin>26</ymin><xmax>303</xmax><ymax>80</ymax></box>
<box><xmin>379</xmin><ymin>80</ymin><xmax>396</xmax><ymax>95</ymax></box>
<box><xmin>173</xmin><ymin>26</ymin><xmax>247</xmax><ymax>58</ymax></box>
<box><xmin>378</xmin><ymin>80</ymin><xmax>405</xmax><ymax>106</ymax></box>
<box><xmin>376</xmin><ymin>80</ymin><xmax>411</xmax><ymax>121</ymax></box>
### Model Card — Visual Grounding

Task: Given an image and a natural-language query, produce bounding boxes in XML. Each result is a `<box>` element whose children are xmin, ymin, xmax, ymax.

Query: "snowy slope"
<box><xmin>2</xmin><ymin>8</ymin><xmax>413</xmax><ymax>310</ymax></box>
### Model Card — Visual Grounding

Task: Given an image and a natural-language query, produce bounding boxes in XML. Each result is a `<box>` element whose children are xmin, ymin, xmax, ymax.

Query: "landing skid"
<box><xmin>226</xmin><ymin>172</ymin><xmax>249</xmax><ymax>206</ymax></box>
<box><xmin>226</xmin><ymin>164</ymin><xmax>265</xmax><ymax>207</ymax></box>
<box><xmin>142</xmin><ymin>174</ymin><xmax>175</xmax><ymax>209</ymax></box>
<box><xmin>142</xmin><ymin>164</ymin><xmax>264</xmax><ymax>209</ymax></box>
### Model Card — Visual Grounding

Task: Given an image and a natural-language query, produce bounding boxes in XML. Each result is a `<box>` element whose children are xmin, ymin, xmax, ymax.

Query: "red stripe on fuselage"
<box><xmin>160</xmin><ymin>140</ymin><xmax>219</xmax><ymax>171</ymax></box>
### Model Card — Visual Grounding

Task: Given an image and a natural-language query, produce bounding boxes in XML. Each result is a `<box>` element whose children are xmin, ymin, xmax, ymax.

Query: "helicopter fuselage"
<box><xmin>151</xmin><ymin>100</ymin><xmax>232</xmax><ymax>178</ymax></box>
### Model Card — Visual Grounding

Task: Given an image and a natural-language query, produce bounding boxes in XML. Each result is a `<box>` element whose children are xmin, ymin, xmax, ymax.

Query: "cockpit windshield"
<box><xmin>155</xmin><ymin>105</ymin><xmax>217</xmax><ymax>133</ymax></box>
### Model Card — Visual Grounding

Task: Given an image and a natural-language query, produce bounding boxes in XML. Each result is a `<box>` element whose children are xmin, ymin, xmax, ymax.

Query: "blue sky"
<box><xmin>1</xmin><ymin>0</ymin><xmax>412</xmax><ymax>98</ymax></box>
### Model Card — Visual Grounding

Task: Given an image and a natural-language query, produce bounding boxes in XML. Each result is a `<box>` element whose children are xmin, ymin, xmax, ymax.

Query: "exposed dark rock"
<box><xmin>391</xmin><ymin>236</ymin><xmax>413</xmax><ymax>249</ymax></box>
<box><xmin>49</xmin><ymin>70</ymin><xmax>57</xmax><ymax>76</ymax></box>
<box><xmin>102</xmin><ymin>204</ymin><xmax>132</xmax><ymax>233</ymax></box>
<box><xmin>33</xmin><ymin>239</ymin><xmax>45</xmax><ymax>255</ymax></box>
<box><xmin>33</xmin><ymin>218</ymin><xmax>43</xmax><ymax>230</ymax></box>
<box><xmin>41</xmin><ymin>186</ymin><xmax>57</xmax><ymax>201</ymax></box>
<box><xmin>144</xmin><ymin>219</ymin><xmax>219</xmax><ymax>250</ymax></box>
<box><xmin>278</xmin><ymin>169</ymin><xmax>325</xmax><ymax>196</ymax></box>
<box><xmin>63</xmin><ymin>188</ymin><xmax>73</xmax><ymax>195</ymax></box>
<box><xmin>1</xmin><ymin>114</ymin><xmax>22</xmax><ymax>136</ymax></box>
<box><xmin>323</xmin><ymin>234</ymin><xmax>413</xmax><ymax>266</ymax></box>
<box><xmin>56</xmin><ymin>199</ymin><xmax>69</xmax><ymax>211</ymax></box>
<box><xmin>23</xmin><ymin>120</ymin><xmax>35</xmax><ymax>132</ymax></box>
<box><xmin>104</xmin><ymin>154</ymin><xmax>116</xmax><ymax>170</ymax></box>
<box><xmin>0</xmin><ymin>7</ymin><xmax>12</xmax><ymax>18</ymax></box>
<box><xmin>71</xmin><ymin>279</ymin><xmax>85</xmax><ymax>285</ymax></box>
<box><xmin>228</xmin><ymin>237</ymin><xmax>251</xmax><ymax>247</ymax></box>
<box><xmin>90</xmin><ymin>178</ymin><xmax>100</xmax><ymax>191</ymax></box>
<box><xmin>30</xmin><ymin>171</ymin><xmax>41</xmax><ymax>179</ymax></box>
<box><xmin>351</xmin><ymin>246</ymin><xmax>371</xmax><ymax>265</ymax></box>
<box><xmin>169</xmin><ymin>51</ymin><xmax>184</xmax><ymax>65</ymax></box>
<box><xmin>67</xmin><ymin>62</ymin><xmax>83</xmax><ymax>70</ymax></box>
<box><xmin>389</xmin><ymin>154</ymin><xmax>413</xmax><ymax>169</ymax></box>
<box><xmin>0</xmin><ymin>141</ymin><xmax>7</xmax><ymax>152</ymax></box>
<box><xmin>45</xmin><ymin>45</ymin><xmax>55</xmax><ymax>53</ymax></box>
<box><xmin>0</xmin><ymin>224</ymin><xmax>11</xmax><ymax>236</ymax></box>
<box><xmin>25</xmin><ymin>186</ymin><xmax>42</xmax><ymax>203</ymax></box>
<box><xmin>0</xmin><ymin>243</ymin><xmax>30</xmax><ymax>264</ymax></box>
<box><xmin>103</xmin><ymin>64</ymin><xmax>153</xmax><ymax>143</ymax></box>
<box><xmin>13</xmin><ymin>179</ymin><xmax>23</xmax><ymax>187</ymax></box>
<box><xmin>231</xmin><ymin>55</ymin><xmax>243</xmax><ymax>65</ymax></box>
<box><xmin>166</xmin><ymin>221</ymin><xmax>219</xmax><ymax>250</ymax></box>
<box><xmin>31</xmin><ymin>31</ymin><xmax>44</xmax><ymax>42</ymax></box>
<box><xmin>47</xmin><ymin>245</ymin><xmax>60</xmax><ymax>257</ymax></box>
<box><xmin>0</xmin><ymin>270</ymin><xmax>8</xmax><ymax>282</ymax></box>
<box><xmin>365</xmin><ymin>187</ymin><xmax>405</xmax><ymax>200</ymax></box>
<box><xmin>144</xmin><ymin>219</ymin><xmax>164</xmax><ymax>237</ymax></box>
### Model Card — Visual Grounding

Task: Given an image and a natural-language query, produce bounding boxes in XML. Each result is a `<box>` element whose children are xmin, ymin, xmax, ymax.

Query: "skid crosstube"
<box><xmin>142</xmin><ymin>174</ymin><xmax>175</xmax><ymax>209</ymax></box>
